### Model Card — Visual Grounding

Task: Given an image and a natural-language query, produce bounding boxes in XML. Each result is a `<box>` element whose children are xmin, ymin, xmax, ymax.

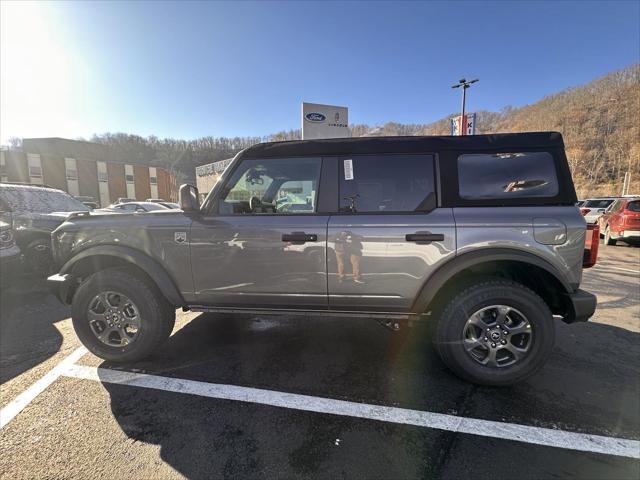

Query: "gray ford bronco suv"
<box><xmin>48</xmin><ymin>132</ymin><xmax>598</xmax><ymax>385</ymax></box>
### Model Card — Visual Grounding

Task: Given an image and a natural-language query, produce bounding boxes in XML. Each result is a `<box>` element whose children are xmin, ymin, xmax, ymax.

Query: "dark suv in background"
<box><xmin>0</xmin><ymin>183</ymin><xmax>89</xmax><ymax>274</ymax></box>
<box><xmin>0</xmin><ymin>211</ymin><xmax>22</xmax><ymax>280</ymax></box>
<box><xmin>48</xmin><ymin>132</ymin><xmax>598</xmax><ymax>386</ymax></box>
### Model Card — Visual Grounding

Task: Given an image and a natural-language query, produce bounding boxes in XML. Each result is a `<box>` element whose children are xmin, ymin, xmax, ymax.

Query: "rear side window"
<box><xmin>338</xmin><ymin>154</ymin><xmax>435</xmax><ymax>213</ymax></box>
<box><xmin>458</xmin><ymin>152</ymin><xmax>558</xmax><ymax>200</ymax></box>
<box><xmin>627</xmin><ymin>201</ymin><xmax>640</xmax><ymax>212</ymax></box>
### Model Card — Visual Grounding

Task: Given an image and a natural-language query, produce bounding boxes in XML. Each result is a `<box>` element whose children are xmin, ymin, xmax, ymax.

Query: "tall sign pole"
<box><xmin>451</xmin><ymin>78</ymin><xmax>479</xmax><ymax>136</ymax></box>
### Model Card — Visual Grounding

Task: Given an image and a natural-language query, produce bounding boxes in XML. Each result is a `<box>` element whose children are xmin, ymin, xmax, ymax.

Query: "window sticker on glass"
<box><xmin>344</xmin><ymin>159</ymin><xmax>354</xmax><ymax>180</ymax></box>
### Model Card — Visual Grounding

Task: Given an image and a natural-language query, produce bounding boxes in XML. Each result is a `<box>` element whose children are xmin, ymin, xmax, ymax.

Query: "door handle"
<box><xmin>282</xmin><ymin>232</ymin><xmax>318</xmax><ymax>244</ymax></box>
<box><xmin>405</xmin><ymin>232</ymin><xmax>445</xmax><ymax>243</ymax></box>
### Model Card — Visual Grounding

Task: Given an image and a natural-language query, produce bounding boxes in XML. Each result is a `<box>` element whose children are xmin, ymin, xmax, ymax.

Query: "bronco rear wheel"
<box><xmin>72</xmin><ymin>268</ymin><xmax>175</xmax><ymax>362</ymax></box>
<box><xmin>435</xmin><ymin>280</ymin><xmax>555</xmax><ymax>386</ymax></box>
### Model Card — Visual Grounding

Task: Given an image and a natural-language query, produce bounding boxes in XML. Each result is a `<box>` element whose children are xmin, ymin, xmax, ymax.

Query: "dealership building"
<box><xmin>0</xmin><ymin>138</ymin><xmax>177</xmax><ymax>206</ymax></box>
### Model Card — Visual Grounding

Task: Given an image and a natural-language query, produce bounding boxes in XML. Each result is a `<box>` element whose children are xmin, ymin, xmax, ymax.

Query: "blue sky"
<box><xmin>1</xmin><ymin>0</ymin><xmax>638</xmax><ymax>142</ymax></box>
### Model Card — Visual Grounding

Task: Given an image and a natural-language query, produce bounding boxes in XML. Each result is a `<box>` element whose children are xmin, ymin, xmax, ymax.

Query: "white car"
<box><xmin>95</xmin><ymin>201</ymin><xmax>171</xmax><ymax>214</ymax></box>
<box><xmin>581</xmin><ymin>198</ymin><xmax>618</xmax><ymax>224</ymax></box>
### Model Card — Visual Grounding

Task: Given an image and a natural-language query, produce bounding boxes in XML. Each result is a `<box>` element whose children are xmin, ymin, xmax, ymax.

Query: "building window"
<box><xmin>98</xmin><ymin>171</ymin><xmax>108</xmax><ymax>182</ymax></box>
<box><xmin>0</xmin><ymin>150</ymin><xmax>7</xmax><ymax>182</ymax></box>
<box><xmin>126</xmin><ymin>174</ymin><xmax>134</xmax><ymax>184</ymax></box>
<box><xmin>27</xmin><ymin>153</ymin><xmax>43</xmax><ymax>182</ymax></box>
<box><xmin>150</xmin><ymin>176</ymin><xmax>157</xmax><ymax>185</ymax></box>
<box><xmin>65</xmin><ymin>158</ymin><xmax>78</xmax><ymax>180</ymax></box>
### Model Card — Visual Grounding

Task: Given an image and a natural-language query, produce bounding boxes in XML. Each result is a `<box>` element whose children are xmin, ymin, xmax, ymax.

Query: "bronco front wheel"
<box><xmin>71</xmin><ymin>268</ymin><xmax>175</xmax><ymax>362</ymax></box>
<box><xmin>435</xmin><ymin>280</ymin><xmax>555</xmax><ymax>386</ymax></box>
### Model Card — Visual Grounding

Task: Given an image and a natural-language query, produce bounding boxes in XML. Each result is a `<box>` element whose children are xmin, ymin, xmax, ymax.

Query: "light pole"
<box><xmin>451</xmin><ymin>78</ymin><xmax>479</xmax><ymax>135</ymax></box>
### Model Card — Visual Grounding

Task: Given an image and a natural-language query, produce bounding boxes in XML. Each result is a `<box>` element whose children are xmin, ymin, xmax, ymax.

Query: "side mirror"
<box><xmin>179</xmin><ymin>184</ymin><xmax>200</xmax><ymax>213</ymax></box>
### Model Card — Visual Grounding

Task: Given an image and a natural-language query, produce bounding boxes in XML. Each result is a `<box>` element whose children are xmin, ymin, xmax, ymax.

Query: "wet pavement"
<box><xmin>1</xmin><ymin>241</ymin><xmax>638</xmax><ymax>479</ymax></box>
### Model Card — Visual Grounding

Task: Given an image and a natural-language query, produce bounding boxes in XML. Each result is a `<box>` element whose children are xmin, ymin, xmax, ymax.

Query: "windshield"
<box><xmin>583</xmin><ymin>199</ymin><xmax>614</xmax><ymax>209</ymax></box>
<box><xmin>0</xmin><ymin>187</ymin><xmax>90</xmax><ymax>213</ymax></box>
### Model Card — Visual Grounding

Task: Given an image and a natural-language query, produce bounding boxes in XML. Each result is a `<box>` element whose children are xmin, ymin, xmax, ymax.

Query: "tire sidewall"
<box><xmin>71</xmin><ymin>270</ymin><xmax>166</xmax><ymax>362</ymax></box>
<box><xmin>437</xmin><ymin>283</ymin><xmax>555</xmax><ymax>385</ymax></box>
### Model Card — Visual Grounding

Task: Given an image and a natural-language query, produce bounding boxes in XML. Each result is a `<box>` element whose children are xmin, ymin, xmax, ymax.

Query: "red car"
<box><xmin>598</xmin><ymin>197</ymin><xmax>640</xmax><ymax>245</ymax></box>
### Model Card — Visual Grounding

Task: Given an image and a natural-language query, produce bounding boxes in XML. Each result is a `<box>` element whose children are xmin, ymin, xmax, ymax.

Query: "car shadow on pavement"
<box><xmin>582</xmin><ymin>268</ymin><xmax>639</xmax><ymax>311</ymax></box>
<box><xmin>0</xmin><ymin>275</ymin><xmax>69</xmax><ymax>384</ymax></box>
<box><xmin>98</xmin><ymin>313</ymin><xmax>640</xmax><ymax>479</ymax></box>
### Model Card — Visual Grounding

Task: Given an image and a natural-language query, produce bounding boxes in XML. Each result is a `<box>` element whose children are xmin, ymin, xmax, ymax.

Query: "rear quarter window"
<box><xmin>458</xmin><ymin>152</ymin><xmax>559</xmax><ymax>200</ymax></box>
<box><xmin>626</xmin><ymin>201</ymin><xmax>640</xmax><ymax>212</ymax></box>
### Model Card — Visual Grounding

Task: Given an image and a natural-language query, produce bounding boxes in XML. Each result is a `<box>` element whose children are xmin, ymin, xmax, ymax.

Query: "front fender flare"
<box><xmin>60</xmin><ymin>245</ymin><xmax>185</xmax><ymax>306</ymax></box>
<box><xmin>411</xmin><ymin>248</ymin><xmax>573</xmax><ymax>313</ymax></box>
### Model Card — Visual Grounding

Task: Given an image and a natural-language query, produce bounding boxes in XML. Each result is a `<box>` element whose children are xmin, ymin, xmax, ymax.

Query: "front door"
<box><xmin>327</xmin><ymin>154</ymin><xmax>456</xmax><ymax>312</ymax></box>
<box><xmin>190</xmin><ymin>156</ymin><xmax>329</xmax><ymax>309</ymax></box>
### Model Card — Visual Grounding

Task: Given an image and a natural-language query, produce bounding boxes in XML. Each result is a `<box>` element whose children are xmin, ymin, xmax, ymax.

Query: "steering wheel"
<box><xmin>249</xmin><ymin>196</ymin><xmax>262</xmax><ymax>212</ymax></box>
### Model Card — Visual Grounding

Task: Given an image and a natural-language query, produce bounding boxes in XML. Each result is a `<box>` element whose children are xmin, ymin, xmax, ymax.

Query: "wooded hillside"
<box><xmin>20</xmin><ymin>64</ymin><xmax>637</xmax><ymax>197</ymax></box>
<box><xmin>271</xmin><ymin>65</ymin><xmax>639</xmax><ymax>197</ymax></box>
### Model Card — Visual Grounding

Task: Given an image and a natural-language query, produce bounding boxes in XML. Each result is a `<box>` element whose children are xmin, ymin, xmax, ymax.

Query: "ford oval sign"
<box><xmin>305</xmin><ymin>112</ymin><xmax>326</xmax><ymax>122</ymax></box>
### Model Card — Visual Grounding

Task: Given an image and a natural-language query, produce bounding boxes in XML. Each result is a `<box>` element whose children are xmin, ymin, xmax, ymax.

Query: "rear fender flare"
<box><xmin>412</xmin><ymin>248</ymin><xmax>572</xmax><ymax>313</ymax></box>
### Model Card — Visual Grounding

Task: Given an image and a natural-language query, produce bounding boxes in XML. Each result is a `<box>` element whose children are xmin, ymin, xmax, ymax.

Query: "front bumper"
<box><xmin>0</xmin><ymin>246</ymin><xmax>23</xmax><ymax>278</ymax></box>
<box><xmin>47</xmin><ymin>273</ymin><xmax>74</xmax><ymax>305</ymax></box>
<box><xmin>564</xmin><ymin>289</ymin><xmax>597</xmax><ymax>323</ymax></box>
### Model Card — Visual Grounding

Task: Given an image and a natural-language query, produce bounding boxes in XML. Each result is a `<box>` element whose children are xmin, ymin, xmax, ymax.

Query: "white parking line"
<box><xmin>63</xmin><ymin>364</ymin><xmax>640</xmax><ymax>459</ymax></box>
<box><xmin>0</xmin><ymin>346</ymin><xmax>88</xmax><ymax>429</ymax></box>
<box><xmin>594</xmin><ymin>265</ymin><xmax>640</xmax><ymax>274</ymax></box>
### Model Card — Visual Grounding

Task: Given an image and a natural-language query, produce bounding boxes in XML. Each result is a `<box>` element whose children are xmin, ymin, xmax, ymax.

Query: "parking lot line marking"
<box><xmin>0</xmin><ymin>346</ymin><xmax>88</xmax><ymax>429</ymax></box>
<box><xmin>594</xmin><ymin>265</ymin><xmax>640</xmax><ymax>274</ymax></box>
<box><xmin>62</xmin><ymin>364</ymin><xmax>640</xmax><ymax>459</ymax></box>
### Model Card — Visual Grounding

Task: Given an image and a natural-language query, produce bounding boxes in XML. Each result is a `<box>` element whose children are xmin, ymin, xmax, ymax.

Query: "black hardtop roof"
<box><xmin>239</xmin><ymin>131</ymin><xmax>564</xmax><ymax>159</ymax></box>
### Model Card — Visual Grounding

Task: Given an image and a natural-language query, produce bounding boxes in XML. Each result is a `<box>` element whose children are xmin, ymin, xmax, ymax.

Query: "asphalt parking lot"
<box><xmin>1</xmin><ymin>241</ymin><xmax>639</xmax><ymax>479</ymax></box>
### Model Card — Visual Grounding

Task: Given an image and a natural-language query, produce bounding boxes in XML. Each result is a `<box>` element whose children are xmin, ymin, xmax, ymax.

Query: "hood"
<box><xmin>12</xmin><ymin>211</ymin><xmax>84</xmax><ymax>233</ymax></box>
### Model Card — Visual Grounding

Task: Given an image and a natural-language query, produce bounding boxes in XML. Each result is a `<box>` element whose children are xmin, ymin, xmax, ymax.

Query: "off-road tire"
<box><xmin>435</xmin><ymin>280</ymin><xmax>555</xmax><ymax>386</ymax></box>
<box><xmin>72</xmin><ymin>267</ymin><xmax>176</xmax><ymax>362</ymax></box>
<box><xmin>605</xmin><ymin>227</ymin><xmax>617</xmax><ymax>246</ymax></box>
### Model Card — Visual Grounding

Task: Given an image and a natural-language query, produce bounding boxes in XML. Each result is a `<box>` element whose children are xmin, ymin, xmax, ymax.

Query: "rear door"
<box><xmin>327</xmin><ymin>154</ymin><xmax>456</xmax><ymax>312</ymax></box>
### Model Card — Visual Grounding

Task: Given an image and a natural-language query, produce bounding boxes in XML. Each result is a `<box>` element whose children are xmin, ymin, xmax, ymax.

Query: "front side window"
<box><xmin>217</xmin><ymin>157</ymin><xmax>321</xmax><ymax>215</ymax></box>
<box><xmin>27</xmin><ymin>154</ymin><xmax>42</xmax><ymax>180</ymax></box>
<box><xmin>610</xmin><ymin>200</ymin><xmax>624</xmax><ymax>212</ymax></box>
<box><xmin>458</xmin><ymin>152</ymin><xmax>558</xmax><ymax>199</ymax></box>
<box><xmin>338</xmin><ymin>154</ymin><xmax>435</xmax><ymax>213</ymax></box>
